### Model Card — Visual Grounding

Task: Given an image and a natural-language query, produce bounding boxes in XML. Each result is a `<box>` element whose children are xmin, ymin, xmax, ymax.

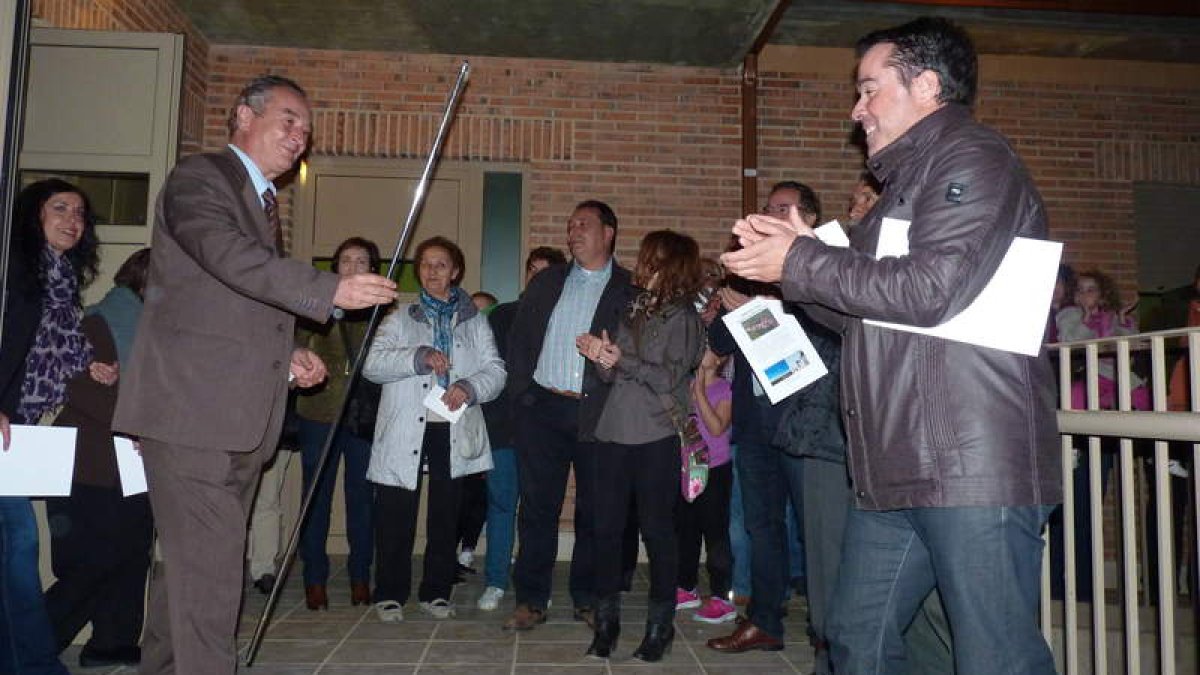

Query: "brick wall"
<box><xmin>32</xmin><ymin>0</ymin><xmax>209</xmax><ymax>154</ymax></box>
<box><xmin>28</xmin><ymin>2</ymin><xmax>1200</xmax><ymax>291</ymax></box>
<box><xmin>201</xmin><ymin>47</ymin><xmax>746</xmax><ymax>264</ymax></box>
<box><xmin>194</xmin><ymin>44</ymin><xmax>1200</xmax><ymax>301</ymax></box>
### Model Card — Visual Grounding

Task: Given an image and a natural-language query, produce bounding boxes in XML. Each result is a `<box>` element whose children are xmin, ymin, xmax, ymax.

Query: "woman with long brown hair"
<box><xmin>576</xmin><ymin>229</ymin><xmax>705</xmax><ymax>662</ymax></box>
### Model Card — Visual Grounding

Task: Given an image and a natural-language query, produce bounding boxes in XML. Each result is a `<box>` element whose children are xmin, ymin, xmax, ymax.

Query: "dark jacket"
<box><xmin>771</xmin><ymin>310</ymin><xmax>845</xmax><ymax>464</ymax></box>
<box><xmin>481</xmin><ymin>299</ymin><xmax>519</xmax><ymax>447</ymax></box>
<box><xmin>594</xmin><ymin>300</ymin><xmax>705</xmax><ymax>445</ymax></box>
<box><xmin>0</xmin><ymin>251</ymin><xmax>42</xmax><ymax>422</ymax></box>
<box><xmin>505</xmin><ymin>261</ymin><xmax>636</xmax><ymax>442</ymax></box>
<box><xmin>781</xmin><ymin>104</ymin><xmax>1061</xmax><ymax>510</ymax></box>
<box><xmin>54</xmin><ymin>314</ymin><xmax>121</xmax><ymax>487</ymax></box>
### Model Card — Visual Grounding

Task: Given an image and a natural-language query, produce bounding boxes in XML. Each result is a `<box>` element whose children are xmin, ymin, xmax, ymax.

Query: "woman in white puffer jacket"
<box><xmin>363</xmin><ymin>236</ymin><xmax>505</xmax><ymax>623</ymax></box>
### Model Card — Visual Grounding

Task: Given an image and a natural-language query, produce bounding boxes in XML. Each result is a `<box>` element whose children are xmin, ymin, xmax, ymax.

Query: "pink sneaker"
<box><xmin>675</xmin><ymin>587</ymin><xmax>701</xmax><ymax>610</ymax></box>
<box><xmin>693</xmin><ymin>596</ymin><xmax>737</xmax><ymax>624</ymax></box>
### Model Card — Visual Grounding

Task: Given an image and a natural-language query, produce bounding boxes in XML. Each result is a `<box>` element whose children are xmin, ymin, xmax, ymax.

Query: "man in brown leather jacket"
<box><xmin>723</xmin><ymin>17</ymin><xmax>1061</xmax><ymax>675</ymax></box>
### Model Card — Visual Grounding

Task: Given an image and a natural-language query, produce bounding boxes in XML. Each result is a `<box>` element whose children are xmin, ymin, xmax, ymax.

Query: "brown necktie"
<box><xmin>262</xmin><ymin>189</ymin><xmax>284</xmax><ymax>254</ymax></box>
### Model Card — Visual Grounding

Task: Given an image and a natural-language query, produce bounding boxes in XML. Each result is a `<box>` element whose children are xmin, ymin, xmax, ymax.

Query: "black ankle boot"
<box><xmin>631</xmin><ymin>622</ymin><xmax>674</xmax><ymax>662</ymax></box>
<box><xmin>585</xmin><ymin>595</ymin><xmax>621</xmax><ymax>659</ymax></box>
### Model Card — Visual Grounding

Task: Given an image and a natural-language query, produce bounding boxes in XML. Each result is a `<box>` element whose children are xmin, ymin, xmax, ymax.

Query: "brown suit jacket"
<box><xmin>113</xmin><ymin>148</ymin><xmax>339</xmax><ymax>452</ymax></box>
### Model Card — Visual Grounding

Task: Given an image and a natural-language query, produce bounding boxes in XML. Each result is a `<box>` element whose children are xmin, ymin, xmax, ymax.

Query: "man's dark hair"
<box><xmin>113</xmin><ymin>247</ymin><xmax>153</xmax><ymax>298</ymax></box>
<box><xmin>770</xmin><ymin>180</ymin><xmax>822</xmax><ymax>223</ymax></box>
<box><xmin>856</xmin><ymin>17</ymin><xmax>977</xmax><ymax>107</ymax></box>
<box><xmin>574</xmin><ymin>199</ymin><xmax>618</xmax><ymax>254</ymax></box>
<box><xmin>226</xmin><ymin>74</ymin><xmax>308</xmax><ymax>135</ymax></box>
<box><xmin>526</xmin><ymin>246</ymin><xmax>566</xmax><ymax>272</ymax></box>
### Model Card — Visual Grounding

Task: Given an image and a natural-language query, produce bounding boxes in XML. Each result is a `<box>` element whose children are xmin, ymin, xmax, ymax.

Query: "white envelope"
<box><xmin>0</xmin><ymin>425</ymin><xmax>76</xmax><ymax>496</ymax></box>
<box><xmin>423</xmin><ymin>384</ymin><xmax>466</xmax><ymax>423</ymax></box>
<box><xmin>113</xmin><ymin>436</ymin><xmax>148</xmax><ymax>497</ymax></box>
<box><xmin>858</xmin><ymin>218</ymin><xmax>1061</xmax><ymax>356</ymax></box>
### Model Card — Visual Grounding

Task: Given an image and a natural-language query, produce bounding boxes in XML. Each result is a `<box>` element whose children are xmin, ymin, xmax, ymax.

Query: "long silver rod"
<box><xmin>245</xmin><ymin>61</ymin><xmax>470</xmax><ymax>666</ymax></box>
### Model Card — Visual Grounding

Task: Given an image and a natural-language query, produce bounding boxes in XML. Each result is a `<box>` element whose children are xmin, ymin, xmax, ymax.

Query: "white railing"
<box><xmin>1048</xmin><ymin>326</ymin><xmax>1200</xmax><ymax>675</ymax></box>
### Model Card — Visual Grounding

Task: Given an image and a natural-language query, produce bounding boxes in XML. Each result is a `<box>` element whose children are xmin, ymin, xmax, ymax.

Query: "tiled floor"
<box><xmin>63</xmin><ymin>559</ymin><xmax>817</xmax><ymax>674</ymax></box>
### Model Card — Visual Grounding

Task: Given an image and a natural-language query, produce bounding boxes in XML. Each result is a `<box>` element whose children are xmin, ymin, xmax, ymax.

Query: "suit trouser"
<box><xmin>512</xmin><ymin>386</ymin><xmax>596</xmax><ymax>611</ymax></box>
<box><xmin>139</xmin><ymin>395</ymin><xmax>283</xmax><ymax>675</ymax></box>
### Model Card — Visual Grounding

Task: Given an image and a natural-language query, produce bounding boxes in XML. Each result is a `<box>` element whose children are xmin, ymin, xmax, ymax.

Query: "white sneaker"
<box><xmin>420</xmin><ymin>598</ymin><xmax>456</xmax><ymax>619</ymax></box>
<box><xmin>375</xmin><ymin>600</ymin><xmax>404</xmax><ymax>623</ymax></box>
<box><xmin>477</xmin><ymin>586</ymin><xmax>505</xmax><ymax>611</ymax></box>
<box><xmin>458</xmin><ymin>549</ymin><xmax>475</xmax><ymax>567</ymax></box>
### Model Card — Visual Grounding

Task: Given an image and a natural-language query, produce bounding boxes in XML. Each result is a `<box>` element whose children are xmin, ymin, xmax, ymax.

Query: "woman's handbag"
<box><xmin>656</xmin><ymin>389</ymin><xmax>709</xmax><ymax>502</ymax></box>
<box><xmin>678</xmin><ymin>412</ymin><xmax>710</xmax><ymax>502</ymax></box>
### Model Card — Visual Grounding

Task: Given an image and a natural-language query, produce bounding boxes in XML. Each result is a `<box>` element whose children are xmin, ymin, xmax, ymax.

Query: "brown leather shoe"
<box><xmin>350</xmin><ymin>581</ymin><xmax>371</xmax><ymax>606</ymax></box>
<box><xmin>502</xmin><ymin>603</ymin><xmax>547</xmax><ymax>631</ymax></box>
<box><xmin>305</xmin><ymin>584</ymin><xmax>328</xmax><ymax>611</ymax></box>
<box><xmin>706</xmin><ymin>620</ymin><xmax>784</xmax><ymax>653</ymax></box>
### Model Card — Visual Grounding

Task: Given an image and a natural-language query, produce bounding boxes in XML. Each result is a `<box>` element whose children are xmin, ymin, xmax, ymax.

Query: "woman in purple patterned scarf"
<box><xmin>1</xmin><ymin>178</ymin><xmax>104</xmax><ymax>674</ymax></box>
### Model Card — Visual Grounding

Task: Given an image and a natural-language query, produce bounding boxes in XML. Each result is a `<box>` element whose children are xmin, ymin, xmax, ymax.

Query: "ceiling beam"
<box><xmin>860</xmin><ymin>0</ymin><xmax>1200</xmax><ymax>16</ymax></box>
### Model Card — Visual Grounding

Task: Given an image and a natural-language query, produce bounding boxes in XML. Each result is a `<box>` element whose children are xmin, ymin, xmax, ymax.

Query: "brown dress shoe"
<box><xmin>502</xmin><ymin>603</ymin><xmax>547</xmax><ymax>631</ymax></box>
<box><xmin>350</xmin><ymin>581</ymin><xmax>371</xmax><ymax>606</ymax></box>
<box><xmin>706</xmin><ymin>620</ymin><xmax>784</xmax><ymax>653</ymax></box>
<box><xmin>305</xmin><ymin>584</ymin><xmax>328</xmax><ymax>610</ymax></box>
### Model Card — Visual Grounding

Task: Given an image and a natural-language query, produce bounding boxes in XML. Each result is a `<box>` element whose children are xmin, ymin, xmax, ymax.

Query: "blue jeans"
<box><xmin>483</xmin><ymin>447</ymin><xmax>518</xmax><ymax>590</ymax></box>
<box><xmin>735</xmin><ymin>412</ymin><xmax>806</xmax><ymax>640</ymax></box>
<box><xmin>728</xmin><ymin>444</ymin><xmax>750</xmax><ymax>598</ymax></box>
<box><xmin>298</xmin><ymin>417</ymin><xmax>374</xmax><ymax>586</ymax></box>
<box><xmin>828</xmin><ymin>505</ymin><xmax>1057</xmax><ymax>675</ymax></box>
<box><xmin>0</xmin><ymin>497</ymin><xmax>67</xmax><ymax>674</ymax></box>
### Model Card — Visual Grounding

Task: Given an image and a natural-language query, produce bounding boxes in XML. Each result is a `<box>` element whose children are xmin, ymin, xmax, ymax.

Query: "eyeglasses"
<box><xmin>761</xmin><ymin>203</ymin><xmax>799</xmax><ymax>216</ymax></box>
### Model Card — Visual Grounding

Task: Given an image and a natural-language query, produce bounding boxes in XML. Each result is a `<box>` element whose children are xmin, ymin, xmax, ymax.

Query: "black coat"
<box><xmin>504</xmin><ymin>261</ymin><xmax>636</xmax><ymax>442</ymax></box>
<box><xmin>0</xmin><ymin>251</ymin><xmax>43</xmax><ymax>422</ymax></box>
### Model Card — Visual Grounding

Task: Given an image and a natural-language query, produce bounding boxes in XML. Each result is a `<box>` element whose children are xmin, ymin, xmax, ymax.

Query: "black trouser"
<box><xmin>44</xmin><ymin>484</ymin><xmax>153</xmax><ymax>652</ymax></box>
<box><xmin>513</xmin><ymin>386</ymin><xmax>597</xmax><ymax>610</ymax></box>
<box><xmin>373</xmin><ymin>423</ymin><xmax>462</xmax><ymax>604</ymax></box>
<box><xmin>594</xmin><ymin>436</ymin><xmax>680</xmax><ymax>612</ymax></box>
<box><xmin>676</xmin><ymin>462</ymin><xmax>733</xmax><ymax>598</ymax></box>
<box><xmin>456</xmin><ymin>473</ymin><xmax>488</xmax><ymax>552</ymax></box>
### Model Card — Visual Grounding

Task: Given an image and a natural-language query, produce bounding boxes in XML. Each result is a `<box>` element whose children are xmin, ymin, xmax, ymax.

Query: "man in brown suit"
<box><xmin>113</xmin><ymin>75</ymin><xmax>396</xmax><ymax>674</ymax></box>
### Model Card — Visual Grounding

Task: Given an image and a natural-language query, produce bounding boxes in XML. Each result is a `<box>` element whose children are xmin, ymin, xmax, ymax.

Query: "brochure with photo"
<box><xmin>722</xmin><ymin>297</ymin><xmax>828</xmax><ymax>403</ymax></box>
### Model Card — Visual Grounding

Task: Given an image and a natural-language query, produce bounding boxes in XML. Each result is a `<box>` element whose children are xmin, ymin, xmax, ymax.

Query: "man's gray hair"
<box><xmin>226</xmin><ymin>74</ymin><xmax>308</xmax><ymax>136</ymax></box>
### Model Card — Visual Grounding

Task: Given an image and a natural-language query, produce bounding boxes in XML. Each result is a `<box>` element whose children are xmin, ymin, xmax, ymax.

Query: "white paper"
<box><xmin>423</xmin><ymin>384</ymin><xmax>466</xmax><ymax>423</ymax></box>
<box><xmin>113</xmin><ymin>436</ymin><xmax>147</xmax><ymax>497</ymax></box>
<box><xmin>876</xmin><ymin>217</ymin><xmax>912</xmax><ymax>258</ymax></box>
<box><xmin>814</xmin><ymin>220</ymin><xmax>851</xmax><ymax>247</ymax></box>
<box><xmin>848</xmin><ymin>221</ymin><xmax>1062</xmax><ymax>356</ymax></box>
<box><xmin>0</xmin><ymin>425</ymin><xmax>76</xmax><ymax>496</ymax></box>
<box><xmin>721</xmin><ymin>298</ymin><xmax>828</xmax><ymax>403</ymax></box>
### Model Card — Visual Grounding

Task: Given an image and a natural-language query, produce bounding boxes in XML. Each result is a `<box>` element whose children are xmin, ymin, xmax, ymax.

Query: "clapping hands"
<box><xmin>576</xmin><ymin>329</ymin><xmax>621</xmax><ymax>370</ymax></box>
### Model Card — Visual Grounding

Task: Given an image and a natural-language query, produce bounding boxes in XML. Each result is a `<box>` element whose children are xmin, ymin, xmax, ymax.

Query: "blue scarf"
<box><xmin>87</xmin><ymin>285</ymin><xmax>142</xmax><ymax>365</ymax></box>
<box><xmin>17</xmin><ymin>247</ymin><xmax>93</xmax><ymax>423</ymax></box>
<box><xmin>419</xmin><ymin>287</ymin><xmax>459</xmax><ymax>388</ymax></box>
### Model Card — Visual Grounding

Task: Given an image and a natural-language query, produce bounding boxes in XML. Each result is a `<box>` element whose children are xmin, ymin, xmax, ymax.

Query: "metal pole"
<box><xmin>244</xmin><ymin>61</ymin><xmax>470</xmax><ymax>666</ymax></box>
